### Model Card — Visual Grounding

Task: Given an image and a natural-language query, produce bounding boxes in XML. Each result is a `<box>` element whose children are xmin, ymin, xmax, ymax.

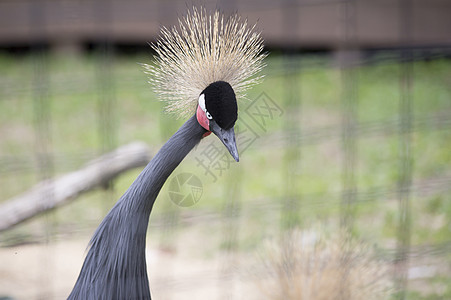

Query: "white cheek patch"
<box><xmin>198</xmin><ymin>94</ymin><xmax>212</xmax><ymax>120</ymax></box>
<box><xmin>198</xmin><ymin>94</ymin><xmax>206</xmax><ymax>111</ymax></box>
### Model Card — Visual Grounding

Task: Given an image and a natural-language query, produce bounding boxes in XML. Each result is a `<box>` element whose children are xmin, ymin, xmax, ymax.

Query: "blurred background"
<box><xmin>0</xmin><ymin>0</ymin><xmax>450</xmax><ymax>299</ymax></box>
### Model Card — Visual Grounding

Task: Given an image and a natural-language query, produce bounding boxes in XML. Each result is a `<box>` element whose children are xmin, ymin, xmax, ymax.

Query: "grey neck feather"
<box><xmin>68</xmin><ymin>114</ymin><xmax>206</xmax><ymax>300</ymax></box>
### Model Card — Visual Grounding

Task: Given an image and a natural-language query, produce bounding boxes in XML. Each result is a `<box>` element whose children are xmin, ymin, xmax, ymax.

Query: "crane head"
<box><xmin>145</xmin><ymin>7</ymin><xmax>266</xmax><ymax>120</ymax></box>
<box><xmin>196</xmin><ymin>81</ymin><xmax>239</xmax><ymax>162</ymax></box>
<box><xmin>145</xmin><ymin>7</ymin><xmax>266</xmax><ymax>162</ymax></box>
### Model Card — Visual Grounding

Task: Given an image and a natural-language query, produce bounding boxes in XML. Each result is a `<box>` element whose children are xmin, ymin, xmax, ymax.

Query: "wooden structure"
<box><xmin>0</xmin><ymin>0</ymin><xmax>450</xmax><ymax>51</ymax></box>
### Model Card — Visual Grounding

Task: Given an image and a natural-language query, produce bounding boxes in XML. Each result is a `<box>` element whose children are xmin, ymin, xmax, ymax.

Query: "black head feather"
<box><xmin>202</xmin><ymin>81</ymin><xmax>238</xmax><ymax>130</ymax></box>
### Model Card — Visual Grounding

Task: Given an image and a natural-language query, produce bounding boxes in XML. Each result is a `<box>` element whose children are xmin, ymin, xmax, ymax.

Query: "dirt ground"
<box><xmin>0</xmin><ymin>227</ymin><xmax>444</xmax><ymax>300</ymax></box>
<box><xmin>0</xmin><ymin>235</ymin><xmax>259</xmax><ymax>300</ymax></box>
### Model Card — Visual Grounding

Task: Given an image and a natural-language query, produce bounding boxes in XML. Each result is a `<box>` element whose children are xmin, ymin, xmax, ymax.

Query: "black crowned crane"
<box><xmin>68</xmin><ymin>8</ymin><xmax>265</xmax><ymax>300</ymax></box>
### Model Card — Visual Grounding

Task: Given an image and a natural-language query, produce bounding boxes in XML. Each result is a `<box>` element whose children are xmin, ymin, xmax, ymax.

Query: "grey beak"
<box><xmin>209</xmin><ymin>121</ymin><xmax>239</xmax><ymax>162</ymax></box>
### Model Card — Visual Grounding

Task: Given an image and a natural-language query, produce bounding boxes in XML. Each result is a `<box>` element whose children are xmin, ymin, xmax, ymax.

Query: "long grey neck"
<box><xmin>68</xmin><ymin>114</ymin><xmax>206</xmax><ymax>300</ymax></box>
<box><xmin>125</xmin><ymin>114</ymin><xmax>206</xmax><ymax>211</ymax></box>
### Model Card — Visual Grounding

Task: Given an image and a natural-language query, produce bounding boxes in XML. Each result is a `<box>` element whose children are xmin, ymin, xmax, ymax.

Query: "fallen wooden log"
<box><xmin>0</xmin><ymin>142</ymin><xmax>152</xmax><ymax>232</ymax></box>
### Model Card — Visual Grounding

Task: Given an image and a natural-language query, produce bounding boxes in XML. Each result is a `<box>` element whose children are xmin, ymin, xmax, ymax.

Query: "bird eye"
<box><xmin>206</xmin><ymin>112</ymin><xmax>212</xmax><ymax>119</ymax></box>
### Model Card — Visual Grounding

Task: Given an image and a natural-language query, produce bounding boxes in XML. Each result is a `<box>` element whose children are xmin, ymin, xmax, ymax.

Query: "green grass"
<box><xmin>0</xmin><ymin>52</ymin><xmax>450</xmax><ymax>298</ymax></box>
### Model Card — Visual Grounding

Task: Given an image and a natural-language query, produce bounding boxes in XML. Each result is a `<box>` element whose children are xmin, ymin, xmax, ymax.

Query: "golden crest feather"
<box><xmin>144</xmin><ymin>7</ymin><xmax>266</xmax><ymax>118</ymax></box>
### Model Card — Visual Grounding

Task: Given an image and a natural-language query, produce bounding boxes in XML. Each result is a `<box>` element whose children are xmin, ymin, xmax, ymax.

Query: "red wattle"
<box><xmin>196</xmin><ymin>105</ymin><xmax>211</xmax><ymax>137</ymax></box>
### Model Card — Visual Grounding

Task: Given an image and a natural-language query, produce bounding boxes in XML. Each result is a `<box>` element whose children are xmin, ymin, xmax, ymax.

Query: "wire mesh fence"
<box><xmin>0</xmin><ymin>1</ymin><xmax>451</xmax><ymax>299</ymax></box>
